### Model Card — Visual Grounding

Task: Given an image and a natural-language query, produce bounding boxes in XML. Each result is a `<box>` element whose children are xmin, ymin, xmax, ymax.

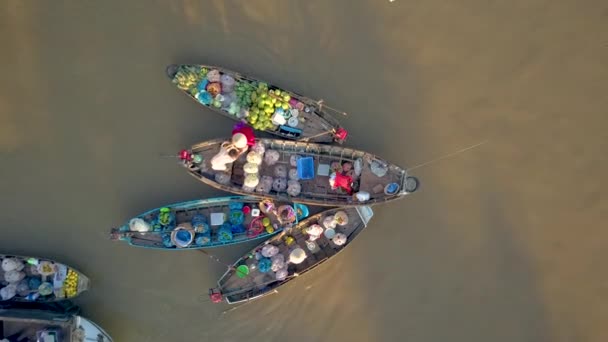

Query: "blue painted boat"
<box><xmin>110</xmin><ymin>196</ymin><xmax>309</xmax><ymax>250</ymax></box>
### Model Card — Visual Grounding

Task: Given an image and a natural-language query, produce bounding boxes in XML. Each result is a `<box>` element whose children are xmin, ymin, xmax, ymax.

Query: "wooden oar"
<box><xmin>298</xmin><ymin>129</ymin><xmax>336</xmax><ymax>142</ymax></box>
<box><xmin>316</xmin><ymin>100</ymin><xmax>348</xmax><ymax>116</ymax></box>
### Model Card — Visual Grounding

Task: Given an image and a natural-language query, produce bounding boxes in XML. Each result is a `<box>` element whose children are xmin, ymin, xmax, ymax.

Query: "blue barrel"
<box><xmin>195</xmin><ymin>233</ymin><xmax>211</xmax><ymax>246</ymax></box>
<box><xmin>217</xmin><ymin>225</ymin><xmax>233</xmax><ymax>242</ymax></box>
<box><xmin>192</xmin><ymin>214</ymin><xmax>210</xmax><ymax>234</ymax></box>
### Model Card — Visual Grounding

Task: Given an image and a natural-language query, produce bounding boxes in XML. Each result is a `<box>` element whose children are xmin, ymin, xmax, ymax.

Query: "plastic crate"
<box><xmin>297</xmin><ymin>157</ymin><xmax>315</xmax><ymax>180</ymax></box>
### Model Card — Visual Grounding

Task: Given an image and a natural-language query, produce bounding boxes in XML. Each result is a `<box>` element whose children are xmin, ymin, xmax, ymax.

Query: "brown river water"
<box><xmin>1</xmin><ymin>1</ymin><xmax>607</xmax><ymax>341</ymax></box>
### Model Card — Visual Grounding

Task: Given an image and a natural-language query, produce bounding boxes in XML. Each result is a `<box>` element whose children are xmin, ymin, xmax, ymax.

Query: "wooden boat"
<box><xmin>110</xmin><ymin>196</ymin><xmax>311</xmax><ymax>250</ymax></box>
<box><xmin>0</xmin><ymin>304</ymin><xmax>112</xmax><ymax>341</ymax></box>
<box><xmin>209</xmin><ymin>206</ymin><xmax>374</xmax><ymax>304</ymax></box>
<box><xmin>166</xmin><ymin>64</ymin><xmax>348</xmax><ymax>143</ymax></box>
<box><xmin>179</xmin><ymin>138</ymin><xmax>420</xmax><ymax>207</ymax></box>
<box><xmin>0</xmin><ymin>255</ymin><xmax>89</xmax><ymax>303</ymax></box>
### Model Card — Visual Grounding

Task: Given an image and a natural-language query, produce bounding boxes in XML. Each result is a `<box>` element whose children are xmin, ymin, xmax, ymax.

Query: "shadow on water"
<box><xmin>348</xmin><ymin>149</ymin><xmax>553</xmax><ymax>342</ymax></box>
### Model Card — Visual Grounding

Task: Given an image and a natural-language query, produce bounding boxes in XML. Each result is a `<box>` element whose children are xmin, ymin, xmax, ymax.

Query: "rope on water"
<box><xmin>407</xmin><ymin>140</ymin><xmax>488</xmax><ymax>171</ymax></box>
<box><xmin>198</xmin><ymin>249</ymin><xmax>234</xmax><ymax>269</ymax></box>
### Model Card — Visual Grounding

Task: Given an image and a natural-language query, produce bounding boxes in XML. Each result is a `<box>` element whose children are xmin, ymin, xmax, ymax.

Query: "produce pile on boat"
<box><xmin>0</xmin><ymin>256</ymin><xmax>86</xmax><ymax>301</ymax></box>
<box><xmin>242</xmin><ymin>210</ymin><xmax>352</xmax><ymax>281</ymax></box>
<box><xmin>171</xmin><ymin>65</ymin><xmax>310</xmax><ymax>132</ymax></box>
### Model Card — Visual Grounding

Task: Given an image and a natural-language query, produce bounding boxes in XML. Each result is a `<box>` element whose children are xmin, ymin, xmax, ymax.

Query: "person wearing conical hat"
<box><xmin>232</xmin><ymin>122</ymin><xmax>256</xmax><ymax>147</ymax></box>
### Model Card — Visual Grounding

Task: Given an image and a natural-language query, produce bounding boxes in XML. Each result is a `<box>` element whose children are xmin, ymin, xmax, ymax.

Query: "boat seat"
<box><xmin>312</xmin><ymin>247</ymin><xmax>328</xmax><ymax>260</ymax></box>
<box><xmin>230</xmin><ymin>160</ymin><xmax>246</xmax><ymax>186</ymax></box>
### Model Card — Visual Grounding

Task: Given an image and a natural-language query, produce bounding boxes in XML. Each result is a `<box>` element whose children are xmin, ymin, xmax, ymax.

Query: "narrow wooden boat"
<box><xmin>0</xmin><ymin>305</ymin><xmax>112</xmax><ymax>341</ymax></box>
<box><xmin>209</xmin><ymin>206</ymin><xmax>374</xmax><ymax>304</ymax></box>
<box><xmin>110</xmin><ymin>196</ymin><xmax>310</xmax><ymax>250</ymax></box>
<box><xmin>166</xmin><ymin>64</ymin><xmax>348</xmax><ymax>143</ymax></box>
<box><xmin>178</xmin><ymin>138</ymin><xmax>420</xmax><ymax>207</ymax></box>
<box><xmin>0</xmin><ymin>255</ymin><xmax>89</xmax><ymax>303</ymax></box>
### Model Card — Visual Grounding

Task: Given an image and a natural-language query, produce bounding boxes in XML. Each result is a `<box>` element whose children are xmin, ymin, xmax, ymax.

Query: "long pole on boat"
<box><xmin>317</xmin><ymin>100</ymin><xmax>348</xmax><ymax>116</ymax></box>
<box><xmin>198</xmin><ymin>249</ymin><xmax>231</xmax><ymax>266</ymax></box>
<box><xmin>298</xmin><ymin>129</ymin><xmax>336</xmax><ymax>142</ymax></box>
<box><xmin>217</xmin><ymin>274</ymin><xmax>299</xmax><ymax>298</ymax></box>
<box><xmin>199</xmin><ymin>274</ymin><xmax>298</xmax><ymax>306</ymax></box>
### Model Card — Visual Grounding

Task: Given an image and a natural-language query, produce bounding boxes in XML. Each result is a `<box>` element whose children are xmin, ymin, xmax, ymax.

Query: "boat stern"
<box><xmin>76</xmin><ymin>272</ymin><xmax>91</xmax><ymax>294</ymax></box>
<box><xmin>401</xmin><ymin>174</ymin><xmax>420</xmax><ymax>195</ymax></box>
<box><xmin>333</xmin><ymin>127</ymin><xmax>349</xmax><ymax>144</ymax></box>
<box><xmin>209</xmin><ymin>288</ymin><xmax>224</xmax><ymax>304</ymax></box>
<box><xmin>355</xmin><ymin>206</ymin><xmax>374</xmax><ymax>226</ymax></box>
<box><xmin>109</xmin><ymin>227</ymin><xmax>129</xmax><ymax>241</ymax></box>
<box><xmin>166</xmin><ymin>64</ymin><xmax>179</xmax><ymax>79</ymax></box>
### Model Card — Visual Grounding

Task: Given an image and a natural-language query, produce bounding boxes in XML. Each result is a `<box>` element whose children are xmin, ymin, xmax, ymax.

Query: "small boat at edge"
<box><xmin>0</xmin><ymin>304</ymin><xmax>112</xmax><ymax>341</ymax></box>
<box><xmin>0</xmin><ymin>254</ymin><xmax>89</xmax><ymax>303</ymax></box>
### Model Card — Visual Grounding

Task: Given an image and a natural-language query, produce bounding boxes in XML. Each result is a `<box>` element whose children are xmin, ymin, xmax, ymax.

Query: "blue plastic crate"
<box><xmin>297</xmin><ymin>157</ymin><xmax>315</xmax><ymax>180</ymax></box>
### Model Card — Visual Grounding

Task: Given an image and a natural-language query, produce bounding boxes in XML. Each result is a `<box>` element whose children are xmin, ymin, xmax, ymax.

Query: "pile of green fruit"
<box><xmin>234</xmin><ymin>81</ymin><xmax>256</xmax><ymax>108</ymax></box>
<box><xmin>245</xmin><ymin>83</ymin><xmax>292</xmax><ymax>131</ymax></box>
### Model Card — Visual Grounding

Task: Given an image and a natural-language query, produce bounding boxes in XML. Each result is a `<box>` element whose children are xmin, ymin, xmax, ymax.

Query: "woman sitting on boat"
<box><xmin>210</xmin><ymin>123</ymin><xmax>256</xmax><ymax>171</ymax></box>
<box><xmin>210</xmin><ymin>132</ymin><xmax>249</xmax><ymax>171</ymax></box>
